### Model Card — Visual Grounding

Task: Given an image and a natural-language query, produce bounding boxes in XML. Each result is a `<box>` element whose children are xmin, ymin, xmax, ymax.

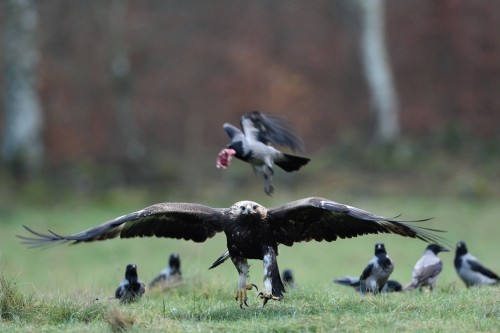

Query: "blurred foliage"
<box><xmin>0</xmin><ymin>134</ymin><xmax>498</xmax><ymax>211</ymax></box>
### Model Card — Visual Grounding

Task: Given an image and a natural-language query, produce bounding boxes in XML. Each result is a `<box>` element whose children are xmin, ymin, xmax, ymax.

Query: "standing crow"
<box><xmin>115</xmin><ymin>264</ymin><xmax>146</xmax><ymax>304</ymax></box>
<box><xmin>454</xmin><ymin>241</ymin><xmax>500</xmax><ymax>287</ymax></box>
<box><xmin>216</xmin><ymin>111</ymin><xmax>310</xmax><ymax>195</ymax></box>
<box><xmin>149</xmin><ymin>253</ymin><xmax>182</xmax><ymax>289</ymax></box>
<box><xmin>404</xmin><ymin>244</ymin><xmax>448</xmax><ymax>291</ymax></box>
<box><xmin>18</xmin><ymin>197</ymin><xmax>446</xmax><ymax>308</ymax></box>
<box><xmin>359</xmin><ymin>243</ymin><xmax>394</xmax><ymax>293</ymax></box>
<box><xmin>282</xmin><ymin>269</ymin><xmax>297</xmax><ymax>289</ymax></box>
<box><xmin>334</xmin><ymin>275</ymin><xmax>402</xmax><ymax>293</ymax></box>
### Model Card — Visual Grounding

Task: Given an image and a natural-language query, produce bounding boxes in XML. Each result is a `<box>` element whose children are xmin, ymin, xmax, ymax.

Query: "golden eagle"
<box><xmin>18</xmin><ymin>197</ymin><xmax>446</xmax><ymax>308</ymax></box>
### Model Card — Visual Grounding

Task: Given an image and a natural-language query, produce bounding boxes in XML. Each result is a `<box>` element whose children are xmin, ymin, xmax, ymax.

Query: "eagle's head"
<box><xmin>230</xmin><ymin>201</ymin><xmax>267</xmax><ymax>220</ymax></box>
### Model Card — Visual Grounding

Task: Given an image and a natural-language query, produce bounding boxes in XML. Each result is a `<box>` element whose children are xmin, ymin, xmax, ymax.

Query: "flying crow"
<box><xmin>18</xmin><ymin>197</ymin><xmax>446</xmax><ymax>308</ymax></box>
<box><xmin>334</xmin><ymin>275</ymin><xmax>402</xmax><ymax>293</ymax></box>
<box><xmin>216</xmin><ymin>111</ymin><xmax>310</xmax><ymax>195</ymax></box>
<box><xmin>115</xmin><ymin>264</ymin><xmax>146</xmax><ymax>304</ymax></box>
<box><xmin>404</xmin><ymin>244</ymin><xmax>448</xmax><ymax>291</ymax></box>
<box><xmin>454</xmin><ymin>241</ymin><xmax>499</xmax><ymax>287</ymax></box>
<box><xmin>149</xmin><ymin>253</ymin><xmax>182</xmax><ymax>289</ymax></box>
<box><xmin>358</xmin><ymin>243</ymin><xmax>394</xmax><ymax>293</ymax></box>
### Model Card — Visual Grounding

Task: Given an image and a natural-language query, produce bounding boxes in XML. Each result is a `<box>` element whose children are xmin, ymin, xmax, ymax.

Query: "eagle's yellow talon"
<box><xmin>258</xmin><ymin>292</ymin><xmax>282</xmax><ymax>307</ymax></box>
<box><xmin>236</xmin><ymin>284</ymin><xmax>258</xmax><ymax>309</ymax></box>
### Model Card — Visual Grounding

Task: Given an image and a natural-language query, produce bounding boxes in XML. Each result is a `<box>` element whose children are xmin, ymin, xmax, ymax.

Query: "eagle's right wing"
<box><xmin>18</xmin><ymin>203</ymin><xmax>227</xmax><ymax>247</ymax></box>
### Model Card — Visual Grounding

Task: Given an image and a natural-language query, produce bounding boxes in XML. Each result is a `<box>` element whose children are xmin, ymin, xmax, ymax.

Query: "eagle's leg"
<box><xmin>231</xmin><ymin>256</ymin><xmax>258</xmax><ymax>309</ymax></box>
<box><xmin>258</xmin><ymin>246</ymin><xmax>284</xmax><ymax>307</ymax></box>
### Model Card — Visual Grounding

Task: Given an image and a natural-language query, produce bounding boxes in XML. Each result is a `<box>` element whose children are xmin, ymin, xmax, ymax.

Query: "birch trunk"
<box><xmin>2</xmin><ymin>0</ymin><xmax>44</xmax><ymax>175</ymax></box>
<box><xmin>358</xmin><ymin>0</ymin><xmax>400</xmax><ymax>144</ymax></box>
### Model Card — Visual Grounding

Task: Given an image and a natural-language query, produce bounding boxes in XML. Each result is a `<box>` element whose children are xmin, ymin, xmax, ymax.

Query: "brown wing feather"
<box><xmin>267</xmin><ymin>197</ymin><xmax>447</xmax><ymax>246</ymax></box>
<box><xmin>18</xmin><ymin>203</ymin><xmax>226</xmax><ymax>247</ymax></box>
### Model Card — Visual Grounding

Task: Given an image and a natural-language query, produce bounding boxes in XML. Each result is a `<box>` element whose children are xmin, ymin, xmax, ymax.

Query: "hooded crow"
<box><xmin>405</xmin><ymin>244</ymin><xmax>448</xmax><ymax>291</ymax></box>
<box><xmin>19</xmin><ymin>197</ymin><xmax>446</xmax><ymax>309</ymax></box>
<box><xmin>454</xmin><ymin>241</ymin><xmax>499</xmax><ymax>287</ymax></box>
<box><xmin>282</xmin><ymin>269</ymin><xmax>296</xmax><ymax>289</ymax></box>
<box><xmin>359</xmin><ymin>243</ymin><xmax>394</xmax><ymax>293</ymax></box>
<box><xmin>149</xmin><ymin>253</ymin><xmax>182</xmax><ymax>289</ymax></box>
<box><xmin>334</xmin><ymin>275</ymin><xmax>402</xmax><ymax>293</ymax></box>
<box><xmin>216</xmin><ymin>111</ymin><xmax>310</xmax><ymax>195</ymax></box>
<box><xmin>115</xmin><ymin>264</ymin><xmax>146</xmax><ymax>303</ymax></box>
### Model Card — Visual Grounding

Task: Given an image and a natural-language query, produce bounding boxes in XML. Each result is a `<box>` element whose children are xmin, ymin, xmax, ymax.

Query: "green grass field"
<box><xmin>1</xmin><ymin>194</ymin><xmax>499</xmax><ymax>332</ymax></box>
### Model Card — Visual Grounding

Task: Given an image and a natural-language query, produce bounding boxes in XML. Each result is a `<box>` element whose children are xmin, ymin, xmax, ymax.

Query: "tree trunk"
<box><xmin>109</xmin><ymin>0</ymin><xmax>145</xmax><ymax>163</ymax></box>
<box><xmin>2</xmin><ymin>0</ymin><xmax>44</xmax><ymax>177</ymax></box>
<box><xmin>358</xmin><ymin>0</ymin><xmax>400</xmax><ymax>144</ymax></box>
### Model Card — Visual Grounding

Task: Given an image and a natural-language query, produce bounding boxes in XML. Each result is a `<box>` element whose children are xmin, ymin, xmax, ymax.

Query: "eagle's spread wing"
<box><xmin>240</xmin><ymin>111</ymin><xmax>305</xmax><ymax>152</ymax></box>
<box><xmin>18</xmin><ymin>203</ymin><xmax>226</xmax><ymax>247</ymax></box>
<box><xmin>267</xmin><ymin>197</ymin><xmax>447</xmax><ymax>246</ymax></box>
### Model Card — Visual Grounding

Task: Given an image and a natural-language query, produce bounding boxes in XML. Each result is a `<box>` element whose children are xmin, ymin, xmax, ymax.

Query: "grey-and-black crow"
<box><xmin>334</xmin><ymin>275</ymin><xmax>402</xmax><ymax>293</ymax></box>
<box><xmin>282</xmin><ymin>269</ymin><xmax>296</xmax><ymax>289</ymax></box>
<box><xmin>404</xmin><ymin>243</ymin><xmax>448</xmax><ymax>291</ymax></box>
<box><xmin>19</xmin><ymin>197</ymin><xmax>446</xmax><ymax>308</ymax></box>
<box><xmin>216</xmin><ymin>111</ymin><xmax>310</xmax><ymax>195</ymax></box>
<box><xmin>454</xmin><ymin>241</ymin><xmax>499</xmax><ymax>287</ymax></box>
<box><xmin>149</xmin><ymin>253</ymin><xmax>182</xmax><ymax>289</ymax></box>
<box><xmin>115</xmin><ymin>264</ymin><xmax>146</xmax><ymax>303</ymax></box>
<box><xmin>359</xmin><ymin>243</ymin><xmax>394</xmax><ymax>293</ymax></box>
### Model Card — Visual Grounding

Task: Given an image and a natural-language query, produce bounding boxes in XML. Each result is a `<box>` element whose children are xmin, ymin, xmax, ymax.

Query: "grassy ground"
<box><xmin>1</xmin><ymin>194</ymin><xmax>499</xmax><ymax>332</ymax></box>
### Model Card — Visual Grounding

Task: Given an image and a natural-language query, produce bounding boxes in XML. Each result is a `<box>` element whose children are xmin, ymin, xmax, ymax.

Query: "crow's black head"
<box><xmin>426</xmin><ymin>243</ymin><xmax>449</xmax><ymax>255</ymax></box>
<box><xmin>169</xmin><ymin>253</ymin><xmax>181</xmax><ymax>270</ymax></box>
<box><xmin>374</xmin><ymin>243</ymin><xmax>386</xmax><ymax>255</ymax></box>
<box><xmin>125</xmin><ymin>264</ymin><xmax>139</xmax><ymax>281</ymax></box>
<box><xmin>456</xmin><ymin>241</ymin><xmax>468</xmax><ymax>256</ymax></box>
<box><xmin>283</xmin><ymin>269</ymin><xmax>294</xmax><ymax>285</ymax></box>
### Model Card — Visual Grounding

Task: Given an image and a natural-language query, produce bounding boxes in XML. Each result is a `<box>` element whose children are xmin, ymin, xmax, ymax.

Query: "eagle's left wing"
<box><xmin>267</xmin><ymin>197</ymin><xmax>447</xmax><ymax>246</ymax></box>
<box><xmin>18</xmin><ymin>203</ymin><xmax>227</xmax><ymax>247</ymax></box>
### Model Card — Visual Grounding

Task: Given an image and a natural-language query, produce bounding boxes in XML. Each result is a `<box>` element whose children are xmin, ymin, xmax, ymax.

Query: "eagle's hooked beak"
<box><xmin>240</xmin><ymin>203</ymin><xmax>257</xmax><ymax>215</ymax></box>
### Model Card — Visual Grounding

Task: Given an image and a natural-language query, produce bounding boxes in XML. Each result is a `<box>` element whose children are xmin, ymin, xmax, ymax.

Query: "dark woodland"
<box><xmin>1</xmin><ymin>0</ymin><xmax>499</xmax><ymax>200</ymax></box>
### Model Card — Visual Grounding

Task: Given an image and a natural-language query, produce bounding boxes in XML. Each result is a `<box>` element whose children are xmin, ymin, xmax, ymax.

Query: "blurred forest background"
<box><xmin>1</xmin><ymin>0</ymin><xmax>499</xmax><ymax>206</ymax></box>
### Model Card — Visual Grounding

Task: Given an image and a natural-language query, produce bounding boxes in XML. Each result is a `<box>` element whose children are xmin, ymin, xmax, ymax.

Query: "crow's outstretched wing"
<box><xmin>240</xmin><ymin>111</ymin><xmax>305</xmax><ymax>152</ymax></box>
<box><xmin>18</xmin><ymin>203</ymin><xmax>227</xmax><ymax>247</ymax></box>
<box><xmin>334</xmin><ymin>275</ymin><xmax>361</xmax><ymax>287</ymax></box>
<box><xmin>267</xmin><ymin>197</ymin><xmax>447</xmax><ymax>246</ymax></box>
<box><xmin>223</xmin><ymin>123</ymin><xmax>246</xmax><ymax>142</ymax></box>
